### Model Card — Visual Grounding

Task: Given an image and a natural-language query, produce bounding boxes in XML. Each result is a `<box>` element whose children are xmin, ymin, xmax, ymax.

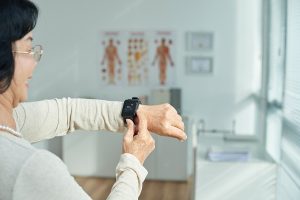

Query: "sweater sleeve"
<box><xmin>13</xmin><ymin>98</ymin><xmax>126</xmax><ymax>143</ymax></box>
<box><xmin>106</xmin><ymin>153</ymin><xmax>148</xmax><ymax>200</ymax></box>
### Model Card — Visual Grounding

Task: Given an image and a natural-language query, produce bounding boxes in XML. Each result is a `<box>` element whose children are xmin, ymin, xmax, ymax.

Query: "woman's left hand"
<box><xmin>136</xmin><ymin>104</ymin><xmax>187</xmax><ymax>141</ymax></box>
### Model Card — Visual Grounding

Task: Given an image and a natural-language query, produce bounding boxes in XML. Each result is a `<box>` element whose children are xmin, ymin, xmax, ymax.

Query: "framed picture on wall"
<box><xmin>185</xmin><ymin>56</ymin><xmax>213</xmax><ymax>74</ymax></box>
<box><xmin>186</xmin><ymin>32</ymin><xmax>214</xmax><ymax>51</ymax></box>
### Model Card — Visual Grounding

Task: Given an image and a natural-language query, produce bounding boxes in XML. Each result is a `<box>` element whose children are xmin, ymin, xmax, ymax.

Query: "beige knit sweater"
<box><xmin>0</xmin><ymin>98</ymin><xmax>147</xmax><ymax>200</ymax></box>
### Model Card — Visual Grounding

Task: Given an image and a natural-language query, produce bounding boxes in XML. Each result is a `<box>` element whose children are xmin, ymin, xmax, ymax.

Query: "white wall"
<box><xmin>234</xmin><ymin>0</ymin><xmax>262</xmax><ymax>135</ymax></box>
<box><xmin>30</xmin><ymin>0</ymin><xmax>261</xmax><ymax>131</ymax></box>
<box><xmin>29</xmin><ymin>0</ymin><xmax>262</xmax><ymax>159</ymax></box>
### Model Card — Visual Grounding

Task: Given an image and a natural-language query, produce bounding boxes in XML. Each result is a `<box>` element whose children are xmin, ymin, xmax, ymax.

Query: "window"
<box><xmin>266</xmin><ymin>0</ymin><xmax>300</xmax><ymax>197</ymax></box>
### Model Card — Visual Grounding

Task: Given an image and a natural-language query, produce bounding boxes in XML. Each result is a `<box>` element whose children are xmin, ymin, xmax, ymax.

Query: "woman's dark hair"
<box><xmin>0</xmin><ymin>0</ymin><xmax>38</xmax><ymax>94</ymax></box>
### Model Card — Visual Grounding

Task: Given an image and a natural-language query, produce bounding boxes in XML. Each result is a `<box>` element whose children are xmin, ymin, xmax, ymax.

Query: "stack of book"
<box><xmin>207</xmin><ymin>147</ymin><xmax>250</xmax><ymax>162</ymax></box>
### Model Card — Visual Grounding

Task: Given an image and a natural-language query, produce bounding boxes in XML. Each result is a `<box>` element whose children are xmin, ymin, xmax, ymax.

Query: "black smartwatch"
<box><xmin>121</xmin><ymin>97</ymin><xmax>141</xmax><ymax>124</ymax></box>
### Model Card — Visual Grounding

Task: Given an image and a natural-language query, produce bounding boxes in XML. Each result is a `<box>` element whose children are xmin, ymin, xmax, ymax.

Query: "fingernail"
<box><xmin>180</xmin><ymin>135</ymin><xmax>187</xmax><ymax>142</ymax></box>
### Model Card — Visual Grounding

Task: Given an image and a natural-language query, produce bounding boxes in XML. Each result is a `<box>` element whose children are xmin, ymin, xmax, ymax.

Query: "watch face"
<box><xmin>122</xmin><ymin>99</ymin><xmax>139</xmax><ymax>118</ymax></box>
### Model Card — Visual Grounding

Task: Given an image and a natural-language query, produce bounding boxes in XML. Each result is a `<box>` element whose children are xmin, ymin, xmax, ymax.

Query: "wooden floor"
<box><xmin>75</xmin><ymin>176</ymin><xmax>191</xmax><ymax>200</ymax></box>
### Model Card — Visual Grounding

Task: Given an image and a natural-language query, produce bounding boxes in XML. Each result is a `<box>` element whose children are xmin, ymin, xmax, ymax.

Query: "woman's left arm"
<box><xmin>13</xmin><ymin>98</ymin><xmax>126</xmax><ymax>143</ymax></box>
<box><xmin>13</xmin><ymin>98</ymin><xmax>187</xmax><ymax>143</ymax></box>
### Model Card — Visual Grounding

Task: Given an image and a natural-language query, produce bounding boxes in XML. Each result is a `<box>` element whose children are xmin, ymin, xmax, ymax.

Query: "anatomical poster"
<box><xmin>126</xmin><ymin>32</ymin><xmax>149</xmax><ymax>86</ymax></box>
<box><xmin>149</xmin><ymin>31</ymin><xmax>176</xmax><ymax>86</ymax></box>
<box><xmin>99</xmin><ymin>31</ymin><xmax>176</xmax><ymax>86</ymax></box>
<box><xmin>99</xmin><ymin>31</ymin><xmax>125</xmax><ymax>85</ymax></box>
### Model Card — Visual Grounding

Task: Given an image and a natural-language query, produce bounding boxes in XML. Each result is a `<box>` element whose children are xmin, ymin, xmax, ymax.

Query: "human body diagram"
<box><xmin>152</xmin><ymin>38</ymin><xmax>174</xmax><ymax>85</ymax></box>
<box><xmin>101</xmin><ymin>39</ymin><xmax>122</xmax><ymax>84</ymax></box>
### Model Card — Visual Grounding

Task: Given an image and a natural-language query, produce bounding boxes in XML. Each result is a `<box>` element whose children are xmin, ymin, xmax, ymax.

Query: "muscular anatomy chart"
<box><xmin>152</xmin><ymin>37</ymin><xmax>174</xmax><ymax>85</ymax></box>
<box><xmin>100</xmin><ymin>32</ymin><xmax>124</xmax><ymax>85</ymax></box>
<box><xmin>99</xmin><ymin>31</ymin><xmax>176</xmax><ymax>86</ymax></box>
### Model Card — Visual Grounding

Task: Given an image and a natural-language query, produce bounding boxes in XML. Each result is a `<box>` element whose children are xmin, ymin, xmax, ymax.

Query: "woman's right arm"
<box><xmin>14</xmin><ymin>152</ymin><xmax>149</xmax><ymax>200</ymax></box>
<box><xmin>107</xmin><ymin>112</ymin><xmax>155</xmax><ymax>200</ymax></box>
<box><xmin>13</xmin><ymin>110</ymin><xmax>154</xmax><ymax>200</ymax></box>
<box><xmin>15</xmin><ymin>138</ymin><xmax>152</xmax><ymax>200</ymax></box>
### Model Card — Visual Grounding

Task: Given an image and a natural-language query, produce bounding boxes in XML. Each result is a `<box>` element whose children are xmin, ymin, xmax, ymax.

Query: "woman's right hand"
<box><xmin>122</xmin><ymin>111</ymin><xmax>155</xmax><ymax>165</ymax></box>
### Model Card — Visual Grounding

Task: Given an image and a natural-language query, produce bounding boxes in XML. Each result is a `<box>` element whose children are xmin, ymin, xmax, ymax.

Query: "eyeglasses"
<box><xmin>13</xmin><ymin>45</ymin><xmax>43</xmax><ymax>62</ymax></box>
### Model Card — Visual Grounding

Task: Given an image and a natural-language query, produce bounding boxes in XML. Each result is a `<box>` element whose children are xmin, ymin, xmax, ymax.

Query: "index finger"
<box><xmin>124</xmin><ymin>119</ymin><xmax>134</xmax><ymax>142</ymax></box>
<box><xmin>136</xmin><ymin>111</ymin><xmax>148</xmax><ymax>136</ymax></box>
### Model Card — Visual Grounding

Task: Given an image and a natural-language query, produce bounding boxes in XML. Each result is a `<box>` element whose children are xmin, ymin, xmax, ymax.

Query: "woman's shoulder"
<box><xmin>0</xmin><ymin>135</ymin><xmax>66</xmax><ymax>182</ymax></box>
<box><xmin>0</xmin><ymin>134</ymin><xmax>37</xmax><ymax>164</ymax></box>
<box><xmin>0</xmin><ymin>135</ymin><xmax>55</xmax><ymax>200</ymax></box>
<box><xmin>22</xmin><ymin>149</ymin><xmax>65</xmax><ymax>170</ymax></box>
<box><xmin>13</xmin><ymin>149</ymin><xmax>92</xmax><ymax>200</ymax></box>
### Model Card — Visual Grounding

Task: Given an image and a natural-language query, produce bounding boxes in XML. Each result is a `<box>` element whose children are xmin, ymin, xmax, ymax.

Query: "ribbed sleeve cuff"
<box><xmin>116</xmin><ymin>153</ymin><xmax>148</xmax><ymax>193</ymax></box>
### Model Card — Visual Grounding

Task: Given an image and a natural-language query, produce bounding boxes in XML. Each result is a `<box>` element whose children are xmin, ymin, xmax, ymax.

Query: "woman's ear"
<box><xmin>11</xmin><ymin>42</ymin><xmax>16</xmax><ymax>51</ymax></box>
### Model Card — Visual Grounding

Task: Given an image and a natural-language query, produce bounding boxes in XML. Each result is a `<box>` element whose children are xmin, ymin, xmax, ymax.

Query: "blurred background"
<box><xmin>29</xmin><ymin>0</ymin><xmax>299</xmax><ymax>199</ymax></box>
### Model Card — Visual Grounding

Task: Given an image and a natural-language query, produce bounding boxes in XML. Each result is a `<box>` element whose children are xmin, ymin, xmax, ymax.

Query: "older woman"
<box><xmin>0</xmin><ymin>0</ymin><xmax>186</xmax><ymax>200</ymax></box>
